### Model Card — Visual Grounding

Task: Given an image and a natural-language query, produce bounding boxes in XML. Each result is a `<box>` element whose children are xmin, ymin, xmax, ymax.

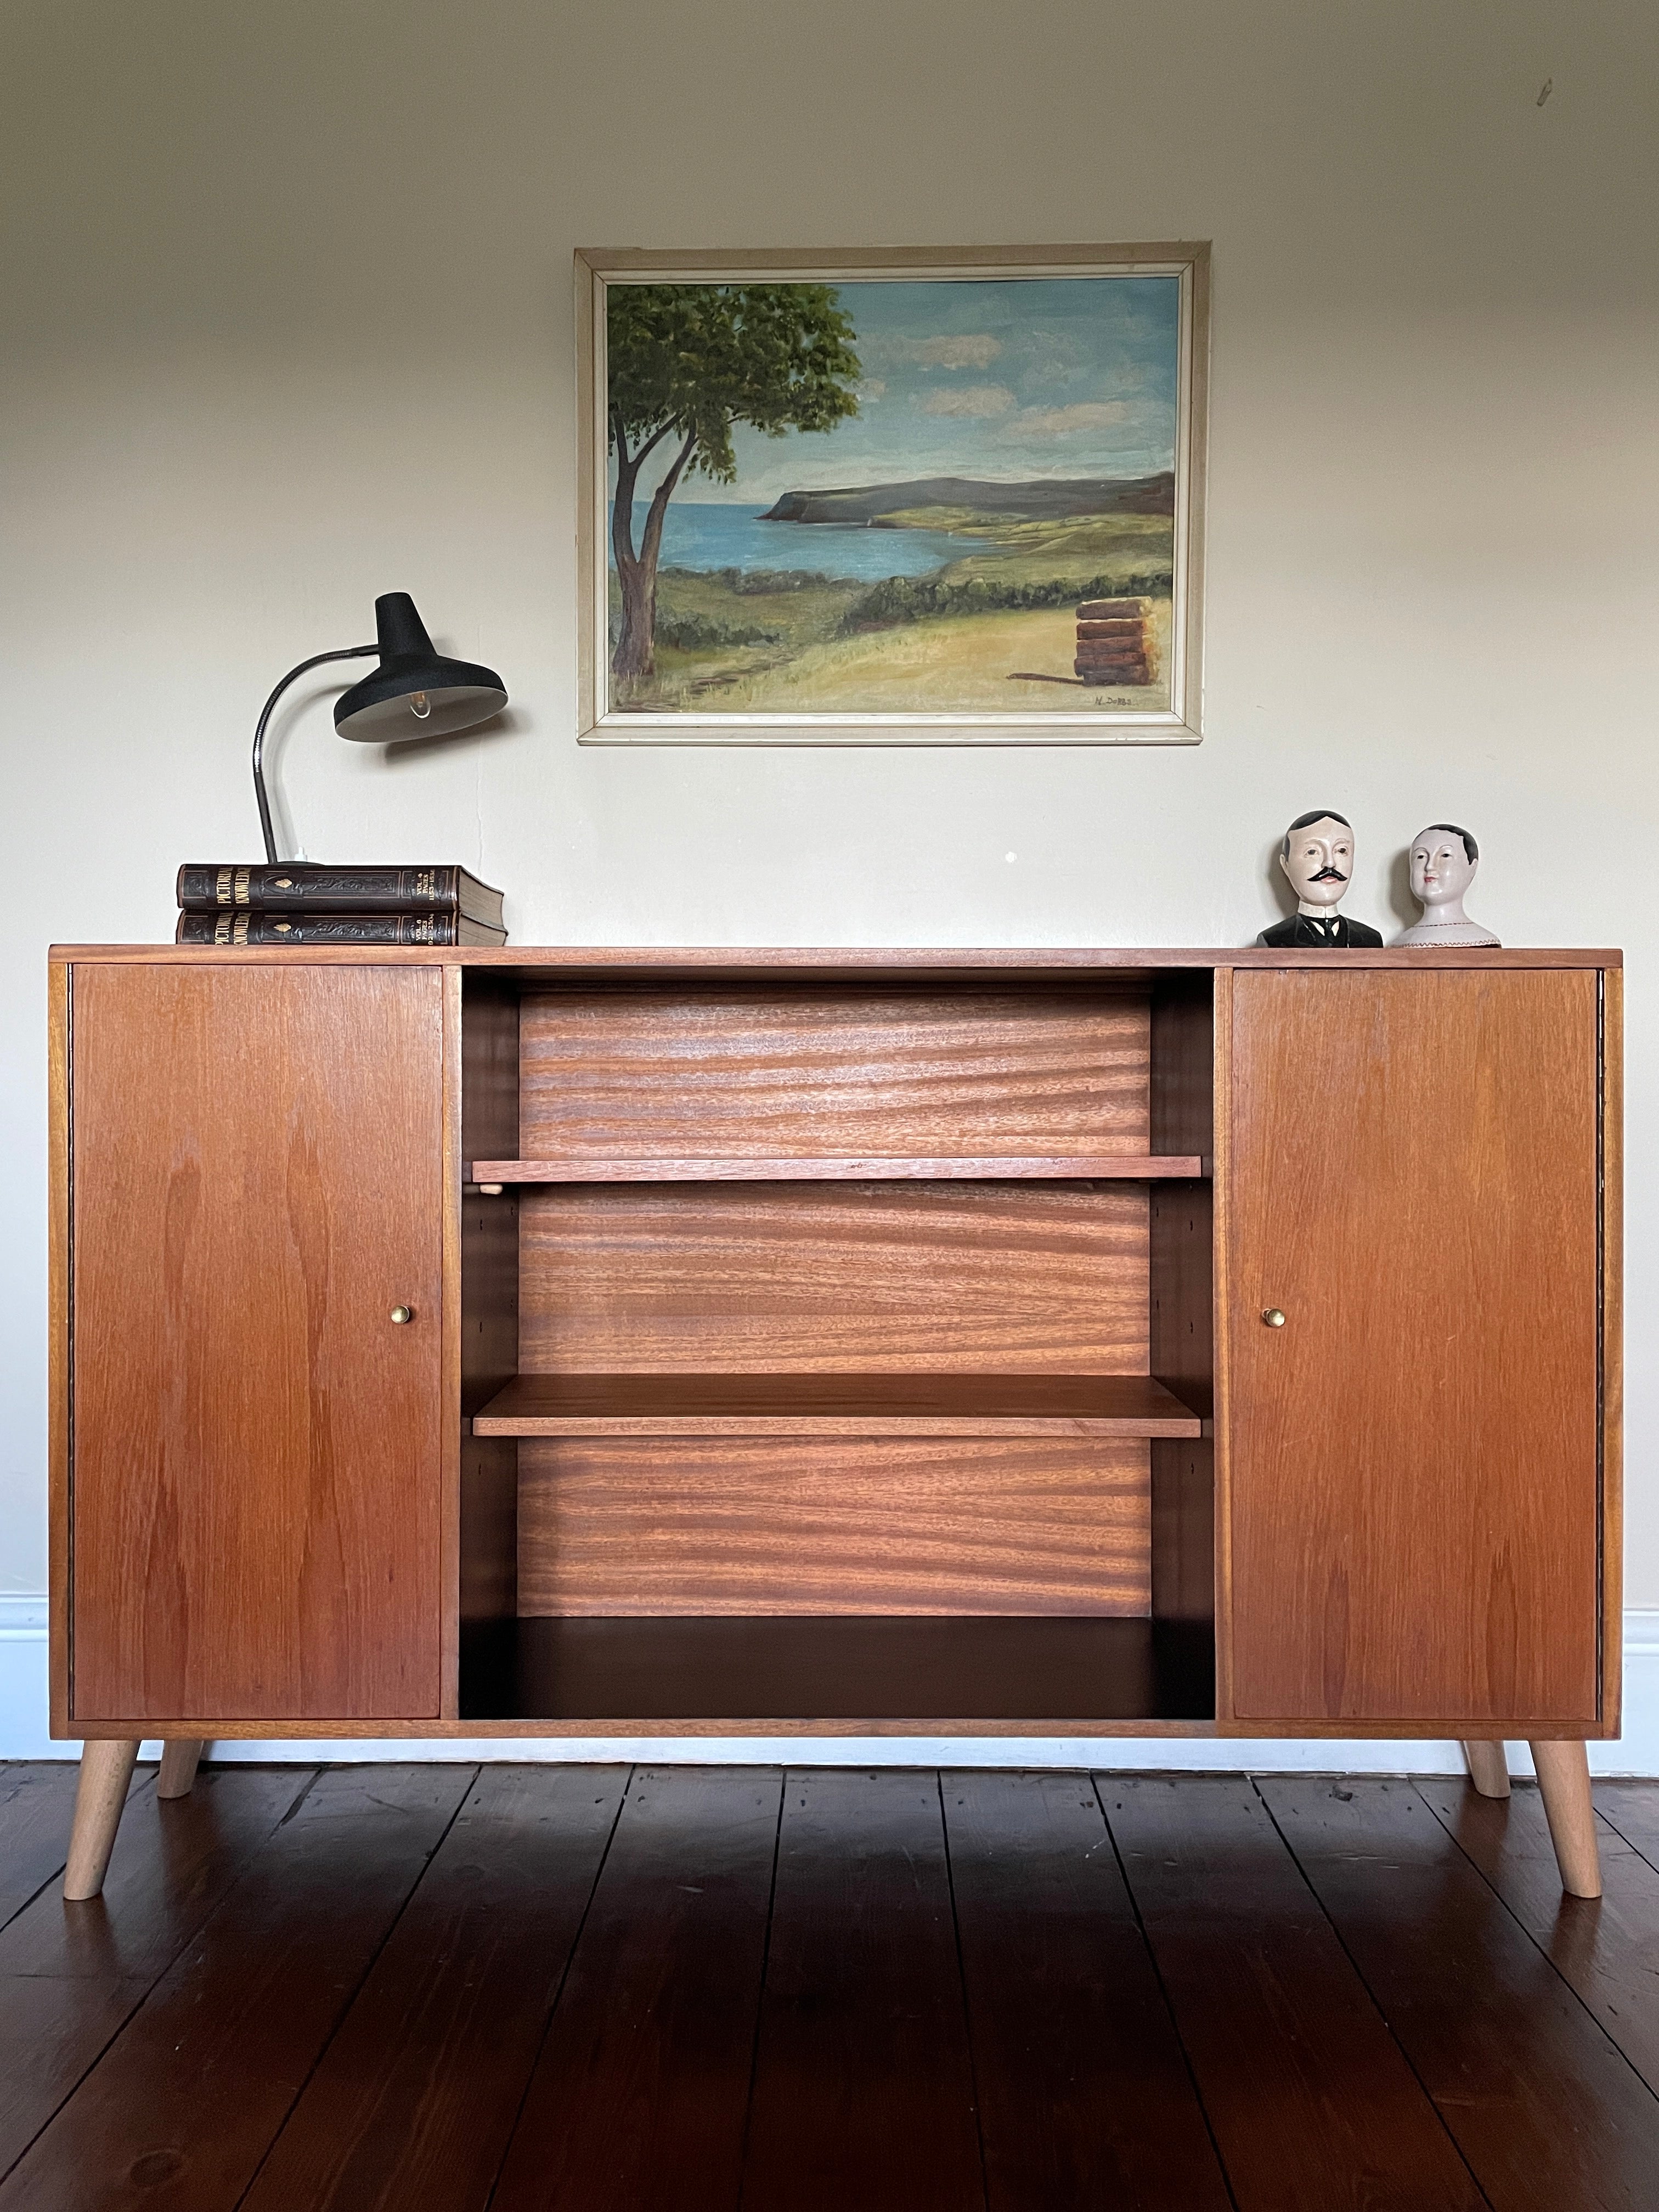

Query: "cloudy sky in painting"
<box><xmin>634</xmin><ymin>275</ymin><xmax>1180</xmax><ymax>503</ymax></box>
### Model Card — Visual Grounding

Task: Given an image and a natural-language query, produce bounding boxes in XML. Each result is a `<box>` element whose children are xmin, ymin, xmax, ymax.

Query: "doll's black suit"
<box><xmin>1257</xmin><ymin>912</ymin><xmax>1385</xmax><ymax>948</ymax></box>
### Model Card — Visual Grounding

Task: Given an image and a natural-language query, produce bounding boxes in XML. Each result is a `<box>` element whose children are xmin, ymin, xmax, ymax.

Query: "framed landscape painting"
<box><xmin>575</xmin><ymin>243</ymin><xmax>1209</xmax><ymax>745</ymax></box>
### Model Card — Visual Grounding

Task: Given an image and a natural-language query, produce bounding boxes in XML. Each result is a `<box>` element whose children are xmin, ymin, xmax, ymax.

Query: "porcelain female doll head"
<box><xmin>1397</xmin><ymin>824</ymin><xmax>1501</xmax><ymax>946</ymax></box>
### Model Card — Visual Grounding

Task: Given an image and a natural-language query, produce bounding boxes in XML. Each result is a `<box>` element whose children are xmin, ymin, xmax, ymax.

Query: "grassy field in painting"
<box><xmin>874</xmin><ymin>508</ymin><xmax>1171</xmax><ymax>588</ymax></box>
<box><xmin>611</xmin><ymin>511</ymin><xmax>1175</xmax><ymax>715</ymax></box>
<box><xmin>669</xmin><ymin>601</ymin><xmax>1175</xmax><ymax>714</ymax></box>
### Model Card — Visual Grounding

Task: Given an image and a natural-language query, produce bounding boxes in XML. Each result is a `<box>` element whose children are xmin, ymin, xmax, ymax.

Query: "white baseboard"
<box><xmin>5</xmin><ymin>1595</ymin><xmax>1657</xmax><ymax>1774</ymax></box>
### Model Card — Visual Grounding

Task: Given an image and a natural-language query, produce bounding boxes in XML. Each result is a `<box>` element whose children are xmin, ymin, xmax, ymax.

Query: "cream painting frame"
<box><xmin>576</xmin><ymin>242</ymin><xmax>1210</xmax><ymax>746</ymax></box>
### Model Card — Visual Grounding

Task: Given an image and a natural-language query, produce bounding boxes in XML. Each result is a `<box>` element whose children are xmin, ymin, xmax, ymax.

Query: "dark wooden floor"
<box><xmin>3</xmin><ymin>1763</ymin><xmax>1659</xmax><ymax>2209</ymax></box>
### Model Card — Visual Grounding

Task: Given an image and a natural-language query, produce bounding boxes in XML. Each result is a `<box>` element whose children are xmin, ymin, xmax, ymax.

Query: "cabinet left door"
<box><xmin>66</xmin><ymin>962</ymin><xmax>447</xmax><ymax>1724</ymax></box>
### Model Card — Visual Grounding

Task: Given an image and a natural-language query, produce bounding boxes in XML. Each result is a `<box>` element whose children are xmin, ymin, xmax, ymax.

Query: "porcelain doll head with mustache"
<box><xmin>1279</xmin><ymin>811</ymin><xmax>1356</xmax><ymax>914</ymax></box>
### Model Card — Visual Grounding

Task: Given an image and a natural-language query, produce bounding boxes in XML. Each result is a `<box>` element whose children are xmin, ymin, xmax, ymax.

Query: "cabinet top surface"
<box><xmin>50</xmin><ymin>944</ymin><xmax>1619</xmax><ymax>975</ymax></box>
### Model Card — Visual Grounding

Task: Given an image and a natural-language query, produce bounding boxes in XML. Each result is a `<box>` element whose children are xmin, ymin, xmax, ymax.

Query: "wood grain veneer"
<box><xmin>1148</xmin><ymin>975</ymin><xmax>1219</xmax><ymax>1637</ymax></box>
<box><xmin>517</xmin><ymin>1181</ymin><xmax>1149</xmax><ymax>1373</ymax></box>
<box><xmin>47</xmin><ymin>962</ymin><xmax>71</xmax><ymax>1736</ymax></box>
<box><xmin>439</xmin><ymin>966</ymin><xmax>462</xmax><ymax>1718</ymax></box>
<box><xmin>475</xmin><ymin>1154</ymin><xmax>1203</xmax><ymax>1182</ymax></box>
<box><xmin>515</xmin><ymin>1436</ymin><xmax>1152</xmax><ymax>1616</ymax></box>
<box><xmin>72</xmin><ymin>1703</ymin><xmax>1620</xmax><ymax>1740</ymax></box>
<box><xmin>458</xmin><ymin>977</ymin><xmax>521</xmax><ymax>1669</ymax></box>
<box><xmin>1226</xmin><ymin>969</ymin><xmax>1601</xmax><ymax>1726</ymax></box>
<box><xmin>1209</xmin><ymin>967</ymin><xmax>1237</xmax><ymax>1726</ymax></box>
<box><xmin>69</xmin><ymin>964</ymin><xmax>445</xmax><ymax>1722</ymax></box>
<box><xmin>1150</xmin><ymin>1184</ymin><xmax>1214</xmax><ymax>1425</ymax></box>
<box><xmin>475</xmin><ymin>1372</ymin><xmax>1200</xmax><ymax>1436</ymax></box>
<box><xmin>51</xmin><ymin>945</ymin><xmax>1618</xmax><ymax>1758</ymax></box>
<box><xmin>516</xmin><ymin>986</ymin><xmax>1152</xmax><ymax>1161</ymax></box>
<box><xmin>1150</xmin><ymin>1440</ymin><xmax>1215</xmax><ymax>1629</ymax></box>
<box><xmin>1601</xmin><ymin>964</ymin><xmax>1624</xmax><ymax>1730</ymax></box>
<box><xmin>53</xmin><ymin>944</ymin><xmax>1622</xmax><ymax>973</ymax></box>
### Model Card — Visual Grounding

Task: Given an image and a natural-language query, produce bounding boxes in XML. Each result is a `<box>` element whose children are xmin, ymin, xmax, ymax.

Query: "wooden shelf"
<box><xmin>472</xmin><ymin>1372</ymin><xmax>1204</xmax><ymax>1439</ymax></box>
<box><xmin>470</xmin><ymin>1154</ymin><xmax>1206</xmax><ymax>1184</ymax></box>
<box><xmin>460</xmin><ymin>1616</ymin><xmax>1215</xmax><ymax>1724</ymax></box>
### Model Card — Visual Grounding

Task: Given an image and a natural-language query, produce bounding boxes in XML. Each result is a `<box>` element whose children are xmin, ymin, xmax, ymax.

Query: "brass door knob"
<box><xmin>1261</xmin><ymin>1307</ymin><xmax>1286</xmax><ymax>1328</ymax></box>
<box><xmin>390</xmin><ymin>1305</ymin><xmax>414</xmax><ymax>1324</ymax></box>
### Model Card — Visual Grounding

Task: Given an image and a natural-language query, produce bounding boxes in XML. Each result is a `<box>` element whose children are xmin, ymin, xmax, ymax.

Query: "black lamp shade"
<box><xmin>333</xmin><ymin>591</ymin><xmax>507</xmax><ymax>742</ymax></box>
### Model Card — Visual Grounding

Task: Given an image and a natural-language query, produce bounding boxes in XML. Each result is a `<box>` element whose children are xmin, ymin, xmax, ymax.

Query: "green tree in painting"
<box><xmin>608</xmin><ymin>284</ymin><xmax>861</xmax><ymax>685</ymax></box>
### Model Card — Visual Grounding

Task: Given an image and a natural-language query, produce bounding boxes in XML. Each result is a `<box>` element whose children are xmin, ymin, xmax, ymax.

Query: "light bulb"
<box><xmin>409</xmin><ymin>691</ymin><xmax>431</xmax><ymax>720</ymax></box>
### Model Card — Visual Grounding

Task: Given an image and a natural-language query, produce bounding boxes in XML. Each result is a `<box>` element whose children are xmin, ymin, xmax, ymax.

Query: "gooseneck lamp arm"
<box><xmin>251</xmin><ymin>644</ymin><xmax>377</xmax><ymax>866</ymax></box>
<box><xmin>247</xmin><ymin>595</ymin><xmax>508</xmax><ymax>864</ymax></box>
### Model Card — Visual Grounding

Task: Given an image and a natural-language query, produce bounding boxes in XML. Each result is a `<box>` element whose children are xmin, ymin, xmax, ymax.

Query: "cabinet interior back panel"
<box><xmin>518</xmin><ymin>1182</ymin><xmax>1148</xmax><ymax>1373</ymax></box>
<box><xmin>517</xmin><ymin>986</ymin><xmax>1150</xmax><ymax>1159</ymax></box>
<box><xmin>517</xmin><ymin>1437</ymin><xmax>1151</xmax><ymax>1616</ymax></box>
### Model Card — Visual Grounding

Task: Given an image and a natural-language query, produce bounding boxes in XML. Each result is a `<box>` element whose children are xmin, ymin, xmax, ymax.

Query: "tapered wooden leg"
<box><xmin>64</xmin><ymin>1740</ymin><xmax>139</xmax><ymax>1901</ymax></box>
<box><xmin>1463</xmin><ymin>1740</ymin><xmax>1511</xmax><ymax>1798</ymax></box>
<box><xmin>157</xmin><ymin>1740</ymin><xmax>204</xmax><ymax>1799</ymax></box>
<box><xmin>1529</xmin><ymin>1739</ymin><xmax>1602</xmax><ymax>1899</ymax></box>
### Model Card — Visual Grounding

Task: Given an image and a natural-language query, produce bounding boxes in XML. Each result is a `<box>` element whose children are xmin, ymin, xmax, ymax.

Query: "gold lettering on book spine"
<box><xmin>234</xmin><ymin>867</ymin><xmax>251</xmax><ymax>906</ymax></box>
<box><xmin>215</xmin><ymin>868</ymin><xmax>233</xmax><ymax>906</ymax></box>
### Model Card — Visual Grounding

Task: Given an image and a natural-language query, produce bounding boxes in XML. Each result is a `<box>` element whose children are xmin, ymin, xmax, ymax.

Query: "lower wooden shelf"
<box><xmin>470</xmin><ymin>1154</ymin><xmax>1207</xmax><ymax>1183</ymax></box>
<box><xmin>471</xmin><ymin>1373</ymin><xmax>1204</xmax><ymax>1438</ymax></box>
<box><xmin>459</xmin><ymin>1616</ymin><xmax>1216</xmax><ymax>1725</ymax></box>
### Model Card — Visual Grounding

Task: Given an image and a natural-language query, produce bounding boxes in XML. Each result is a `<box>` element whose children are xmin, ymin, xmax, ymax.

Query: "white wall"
<box><xmin>2</xmin><ymin>0</ymin><xmax>1655</xmax><ymax>1761</ymax></box>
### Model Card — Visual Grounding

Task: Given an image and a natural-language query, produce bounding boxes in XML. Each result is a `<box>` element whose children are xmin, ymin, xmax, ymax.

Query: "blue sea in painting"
<box><xmin>613</xmin><ymin>501</ymin><xmax>964</xmax><ymax>580</ymax></box>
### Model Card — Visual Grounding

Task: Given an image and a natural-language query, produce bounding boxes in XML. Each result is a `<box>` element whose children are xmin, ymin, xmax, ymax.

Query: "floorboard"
<box><xmin>489</xmin><ymin>1766</ymin><xmax>780</xmax><ymax>2212</ymax></box>
<box><xmin>0</xmin><ymin>1765</ymin><xmax>473</xmax><ymax>2212</ymax></box>
<box><xmin>741</xmin><ymin>1769</ymin><xmax>984</xmax><ymax>2212</ymax></box>
<box><xmin>1103</xmin><ymin>1774</ymin><xmax>1483</xmax><ymax>2211</ymax></box>
<box><xmin>5</xmin><ymin>1762</ymin><xmax>1659</xmax><ymax>2212</ymax></box>
<box><xmin>1260</xmin><ymin>1775</ymin><xmax>1659</xmax><ymax>2212</ymax></box>
<box><xmin>1591</xmin><ymin>1780</ymin><xmax>1659</xmax><ymax>1870</ymax></box>
<box><xmin>1417</xmin><ymin>1776</ymin><xmax>1659</xmax><ymax>2100</ymax></box>
<box><xmin>944</xmin><ymin>1769</ymin><xmax>1231</xmax><ymax>2211</ymax></box>
<box><xmin>239</xmin><ymin>1766</ymin><xmax>628</xmax><ymax>2212</ymax></box>
<box><xmin>0</xmin><ymin>1765</ymin><xmax>83</xmax><ymax>1930</ymax></box>
<box><xmin>0</xmin><ymin>1765</ymin><xmax>312</xmax><ymax>2184</ymax></box>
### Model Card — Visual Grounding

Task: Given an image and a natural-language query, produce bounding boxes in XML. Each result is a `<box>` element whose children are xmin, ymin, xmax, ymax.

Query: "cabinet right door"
<box><xmin>1226</xmin><ymin>968</ymin><xmax>1604</xmax><ymax>1727</ymax></box>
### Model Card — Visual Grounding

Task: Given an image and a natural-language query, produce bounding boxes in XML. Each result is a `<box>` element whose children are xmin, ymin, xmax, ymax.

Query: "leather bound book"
<box><xmin>176</xmin><ymin>864</ymin><xmax>505</xmax><ymax>932</ymax></box>
<box><xmin>176</xmin><ymin>910</ymin><xmax>507</xmax><ymax>946</ymax></box>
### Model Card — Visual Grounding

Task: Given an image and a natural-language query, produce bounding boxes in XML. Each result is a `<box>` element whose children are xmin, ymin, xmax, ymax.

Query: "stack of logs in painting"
<box><xmin>1075</xmin><ymin>597</ymin><xmax>1161</xmax><ymax>689</ymax></box>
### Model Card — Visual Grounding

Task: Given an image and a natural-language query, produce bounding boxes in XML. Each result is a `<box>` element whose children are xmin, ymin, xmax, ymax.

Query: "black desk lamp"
<box><xmin>251</xmin><ymin>591</ymin><xmax>507</xmax><ymax>865</ymax></box>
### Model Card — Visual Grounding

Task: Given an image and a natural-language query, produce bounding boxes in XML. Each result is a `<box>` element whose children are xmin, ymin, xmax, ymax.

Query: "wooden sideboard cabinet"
<box><xmin>48</xmin><ymin>946</ymin><xmax>1621</xmax><ymax>1899</ymax></box>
